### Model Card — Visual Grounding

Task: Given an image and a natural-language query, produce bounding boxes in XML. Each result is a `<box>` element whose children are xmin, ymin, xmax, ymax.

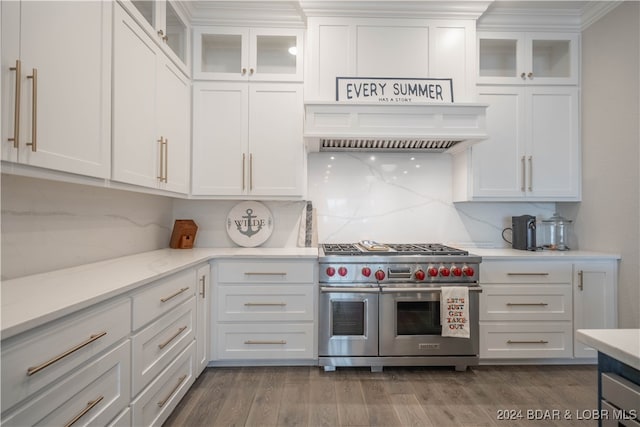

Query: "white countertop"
<box><xmin>576</xmin><ymin>329</ymin><xmax>640</xmax><ymax>370</ymax></box>
<box><xmin>1</xmin><ymin>246</ymin><xmax>620</xmax><ymax>340</ymax></box>
<box><xmin>0</xmin><ymin>247</ymin><xmax>317</xmax><ymax>340</ymax></box>
<box><xmin>461</xmin><ymin>247</ymin><xmax>621</xmax><ymax>260</ymax></box>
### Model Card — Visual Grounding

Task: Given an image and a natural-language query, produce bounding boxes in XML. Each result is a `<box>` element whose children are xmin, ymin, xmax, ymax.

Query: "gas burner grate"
<box><xmin>321</xmin><ymin>243</ymin><xmax>362</xmax><ymax>255</ymax></box>
<box><xmin>386</xmin><ymin>243</ymin><xmax>469</xmax><ymax>256</ymax></box>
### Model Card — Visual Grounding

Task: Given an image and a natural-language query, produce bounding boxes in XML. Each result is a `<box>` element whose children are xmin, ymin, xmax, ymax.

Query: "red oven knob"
<box><xmin>375</xmin><ymin>269</ymin><xmax>386</xmax><ymax>281</ymax></box>
<box><xmin>427</xmin><ymin>267</ymin><xmax>438</xmax><ymax>277</ymax></box>
<box><xmin>451</xmin><ymin>266</ymin><xmax>462</xmax><ymax>277</ymax></box>
<box><xmin>361</xmin><ymin>267</ymin><xmax>372</xmax><ymax>277</ymax></box>
<box><xmin>439</xmin><ymin>266</ymin><xmax>450</xmax><ymax>277</ymax></box>
<box><xmin>463</xmin><ymin>266</ymin><xmax>475</xmax><ymax>277</ymax></box>
<box><xmin>326</xmin><ymin>267</ymin><xmax>336</xmax><ymax>277</ymax></box>
<box><xmin>338</xmin><ymin>267</ymin><xmax>348</xmax><ymax>277</ymax></box>
<box><xmin>415</xmin><ymin>269</ymin><xmax>426</xmax><ymax>281</ymax></box>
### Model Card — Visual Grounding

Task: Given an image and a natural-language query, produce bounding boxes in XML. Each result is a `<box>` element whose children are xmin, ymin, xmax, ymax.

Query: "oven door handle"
<box><xmin>320</xmin><ymin>286</ymin><xmax>380</xmax><ymax>293</ymax></box>
<box><xmin>380</xmin><ymin>286</ymin><xmax>483</xmax><ymax>293</ymax></box>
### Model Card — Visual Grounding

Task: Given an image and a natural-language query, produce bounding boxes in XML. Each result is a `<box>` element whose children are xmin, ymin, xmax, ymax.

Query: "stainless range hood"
<box><xmin>304</xmin><ymin>102</ymin><xmax>488</xmax><ymax>154</ymax></box>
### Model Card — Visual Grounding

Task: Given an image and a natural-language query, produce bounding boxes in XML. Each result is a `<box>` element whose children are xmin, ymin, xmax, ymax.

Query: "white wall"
<box><xmin>558</xmin><ymin>2</ymin><xmax>640</xmax><ymax>328</ymax></box>
<box><xmin>0</xmin><ymin>174</ymin><xmax>174</xmax><ymax>279</ymax></box>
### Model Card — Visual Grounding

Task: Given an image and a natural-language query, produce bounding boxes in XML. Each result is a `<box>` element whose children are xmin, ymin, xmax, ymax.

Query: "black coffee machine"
<box><xmin>503</xmin><ymin>215</ymin><xmax>537</xmax><ymax>251</ymax></box>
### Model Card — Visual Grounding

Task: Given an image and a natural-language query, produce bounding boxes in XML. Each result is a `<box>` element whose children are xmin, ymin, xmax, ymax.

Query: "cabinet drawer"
<box><xmin>601</xmin><ymin>400</ymin><xmax>640</xmax><ymax>427</ymax></box>
<box><xmin>108</xmin><ymin>407</ymin><xmax>131</xmax><ymax>427</ymax></box>
<box><xmin>217</xmin><ymin>285</ymin><xmax>314</xmax><ymax>322</ymax></box>
<box><xmin>1</xmin><ymin>298</ymin><xmax>131</xmax><ymax>412</ymax></box>
<box><xmin>481</xmin><ymin>261</ymin><xmax>572</xmax><ymax>283</ymax></box>
<box><xmin>2</xmin><ymin>340</ymin><xmax>130</xmax><ymax>427</ymax></box>
<box><xmin>132</xmin><ymin>269</ymin><xmax>195</xmax><ymax>330</ymax></box>
<box><xmin>131</xmin><ymin>297</ymin><xmax>196</xmax><ymax>396</ymax></box>
<box><xmin>216</xmin><ymin>260</ymin><xmax>315</xmax><ymax>284</ymax></box>
<box><xmin>131</xmin><ymin>341</ymin><xmax>195</xmax><ymax>427</ymax></box>
<box><xmin>602</xmin><ymin>373</ymin><xmax>640</xmax><ymax>415</ymax></box>
<box><xmin>480</xmin><ymin>322</ymin><xmax>573</xmax><ymax>358</ymax></box>
<box><xmin>215</xmin><ymin>323</ymin><xmax>314</xmax><ymax>360</ymax></box>
<box><xmin>480</xmin><ymin>284</ymin><xmax>572</xmax><ymax>321</ymax></box>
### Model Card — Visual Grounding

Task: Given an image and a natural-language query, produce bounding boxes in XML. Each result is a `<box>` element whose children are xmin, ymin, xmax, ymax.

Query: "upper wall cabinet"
<box><xmin>478</xmin><ymin>32</ymin><xmax>579</xmax><ymax>85</ymax></box>
<box><xmin>305</xmin><ymin>17</ymin><xmax>477</xmax><ymax>102</ymax></box>
<box><xmin>112</xmin><ymin>3</ymin><xmax>190</xmax><ymax>194</ymax></box>
<box><xmin>121</xmin><ymin>0</ymin><xmax>189</xmax><ymax>75</ymax></box>
<box><xmin>193</xmin><ymin>27</ymin><xmax>304</xmax><ymax>82</ymax></box>
<box><xmin>1</xmin><ymin>1</ymin><xmax>111</xmax><ymax>178</ymax></box>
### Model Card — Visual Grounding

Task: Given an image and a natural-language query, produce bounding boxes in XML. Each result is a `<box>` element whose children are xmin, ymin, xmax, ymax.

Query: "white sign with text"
<box><xmin>336</xmin><ymin>77</ymin><xmax>454</xmax><ymax>103</ymax></box>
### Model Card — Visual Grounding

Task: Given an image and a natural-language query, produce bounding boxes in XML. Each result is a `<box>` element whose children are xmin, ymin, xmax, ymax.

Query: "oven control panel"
<box><xmin>319</xmin><ymin>263</ymin><xmax>478</xmax><ymax>284</ymax></box>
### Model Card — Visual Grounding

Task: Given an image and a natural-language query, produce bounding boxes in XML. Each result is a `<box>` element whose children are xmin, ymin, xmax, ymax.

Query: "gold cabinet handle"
<box><xmin>64</xmin><ymin>396</ymin><xmax>104</xmax><ymax>427</ymax></box>
<box><xmin>578</xmin><ymin>270</ymin><xmax>584</xmax><ymax>291</ymax></box>
<box><xmin>249</xmin><ymin>68</ymin><xmax>255</xmax><ymax>75</ymax></box>
<box><xmin>27</xmin><ymin>331</ymin><xmax>107</xmax><ymax>376</ymax></box>
<box><xmin>8</xmin><ymin>59</ymin><xmax>21</xmax><ymax>148</ymax></box>
<box><xmin>164</xmin><ymin>138</ymin><xmax>168</xmax><ymax>182</ymax></box>
<box><xmin>249</xmin><ymin>153</ymin><xmax>253</xmax><ymax>191</ymax></box>
<box><xmin>157</xmin><ymin>375</ymin><xmax>187</xmax><ymax>408</ymax></box>
<box><xmin>244</xmin><ymin>302</ymin><xmax>287</xmax><ymax>306</ymax></box>
<box><xmin>157</xmin><ymin>137</ymin><xmax>168</xmax><ymax>182</ymax></box>
<box><xmin>507</xmin><ymin>340</ymin><xmax>549</xmax><ymax>344</ymax></box>
<box><xmin>241</xmin><ymin>67</ymin><xmax>247</xmax><ymax>75</ymax></box>
<box><xmin>528</xmin><ymin>72</ymin><xmax>533</xmax><ymax>79</ymax></box>
<box><xmin>242</xmin><ymin>153</ymin><xmax>246</xmax><ymax>191</ymax></box>
<box><xmin>520</xmin><ymin>72</ymin><xmax>526</xmax><ymax>79</ymax></box>
<box><xmin>158</xmin><ymin>29</ymin><xmax>164</xmax><ymax>37</ymax></box>
<box><xmin>507</xmin><ymin>273</ymin><xmax>549</xmax><ymax>276</ymax></box>
<box><xmin>244</xmin><ymin>340</ymin><xmax>286</xmax><ymax>345</ymax></box>
<box><xmin>26</xmin><ymin>68</ymin><xmax>37</xmax><ymax>152</ymax></box>
<box><xmin>244</xmin><ymin>272</ymin><xmax>287</xmax><ymax>276</ymax></box>
<box><xmin>158</xmin><ymin>326</ymin><xmax>188</xmax><ymax>349</ymax></box>
<box><xmin>521</xmin><ymin>156</ymin><xmax>526</xmax><ymax>192</ymax></box>
<box><xmin>160</xmin><ymin>287</ymin><xmax>190</xmax><ymax>303</ymax></box>
<box><xmin>528</xmin><ymin>156</ymin><xmax>533</xmax><ymax>191</ymax></box>
<box><xmin>506</xmin><ymin>302</ymin><xmax>549</xmax><ymax>306</ymax></box>
<box><xmin>200</xmin><ymin>275</ymin><xmax>206</xmax><ymax>298</ymax></box>
<box><xmin>157</xmin><ymin>137</ymin><xmax>164</xmax><ymax>181</ymax></box>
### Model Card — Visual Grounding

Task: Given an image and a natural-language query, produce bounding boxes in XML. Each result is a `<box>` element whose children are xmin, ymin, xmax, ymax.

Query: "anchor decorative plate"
<box><xmin>226</xmin><ymin>201</ymin><xmax>274</xmax><ymax>247</ymax></box>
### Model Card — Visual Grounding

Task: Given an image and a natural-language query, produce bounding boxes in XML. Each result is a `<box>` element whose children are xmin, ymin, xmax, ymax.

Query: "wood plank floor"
<box><xmin>164</xmin><ymin>365</ymin><xmax>598</xmax><ymax>427</ymax></box>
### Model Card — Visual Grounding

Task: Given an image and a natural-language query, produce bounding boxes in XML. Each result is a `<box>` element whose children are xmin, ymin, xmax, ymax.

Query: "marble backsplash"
<box><xmin>306</xmin><ymin>152</ymin><xmax>556</xmax><ymax>247</ymax></box>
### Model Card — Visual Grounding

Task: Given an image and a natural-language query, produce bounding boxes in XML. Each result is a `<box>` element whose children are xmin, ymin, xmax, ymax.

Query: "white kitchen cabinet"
<box><xmin>193</xmin><ymin>27</ymin><xmax>304</xmax><ymax>82</ymax></box>
<box><xmin>192</xmin><ymin>81</ymin><xmax>304</xmax><ymax>197</ymax></box>
<box><xmin>453</xmin><ymin>85</ymin><xmax>580</xmax><ymax>201</ymax></box>
<box><xmin>479</xmin><ymin>259</ymin><xmax>618</xmax><ymax>362</ymax></box>
<box><xmin>479</xmin><ymin>261</ymin><xmax>574</xmax><ymax>359</ymax></box>
<box><xmin>1</xmin><ymin>341</ymin><xmax>131</xmax><ymax>427</ymax></box>
<box><xmin>211</xmin><ymin>258</ymin><xmax>317</xmax><ymax>364</ymax></box>
<box><xmin>112</xmin><ymin>3</ymin><xmax>190</xmax><ymax>194</ymax></box>
<box><xmin>195</xmin><ymin>263</ymin><xmax>211</xmax><ymax>375</ymax></box>
<box><xmin>121</xmin><ymin>0</ymin><xmax>189</xmax><ymax>75</ymax></box>
<box><xmin>305</xmin><ymin>17</ymin><xmax>477</xmax><ymax>101</ymax></box>
<box><xmin>573</xmin><ymin>261</ymin><xmax>618</xmax><ymax>358</ymax></box>
<box><xmin>1</xmin><ymin>1</ymin><xmax>111</xmax><ymax>178</ymax></box>
<box><xmin>478</xmin><ymin>31</ymin><xmax>579</xmax><ymax>85</ymax></box>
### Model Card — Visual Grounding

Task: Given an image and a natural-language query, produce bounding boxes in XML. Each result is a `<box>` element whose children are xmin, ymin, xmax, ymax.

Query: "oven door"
<box><xmin>318</xmin><ymin>287</ymin><xmax>379</xmax><ymax>357</ymax></box>
<box><xmin>378</xmin><ymin>286</ymin><xmax>480</xmax><ymax>356</ymax></box>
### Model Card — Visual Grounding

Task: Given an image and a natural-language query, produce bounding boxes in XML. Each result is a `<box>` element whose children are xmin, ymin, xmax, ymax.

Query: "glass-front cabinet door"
<box><xmin>165</xmin><ymin>1</ymin><xmax>188</xmax><ymax>65</ymax></box>
<box><xmin>194</xmin><ymin>27</ymin><xmax>303</xmax><ymax>81</ymax></box>
<box><xmin>478</xmin><ymin>31</ymin><xmax>579</xmax><ymax>85</ymax></box>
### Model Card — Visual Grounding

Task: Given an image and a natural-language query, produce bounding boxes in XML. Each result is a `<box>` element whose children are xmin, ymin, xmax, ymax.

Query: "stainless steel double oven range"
<box><xmin>319</xmin><ymin>242</ymin><xmax>482</xmax><ymax>372</ymax></box>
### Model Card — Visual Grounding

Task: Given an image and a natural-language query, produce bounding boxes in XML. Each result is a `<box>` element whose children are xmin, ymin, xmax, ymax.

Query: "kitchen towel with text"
<box><xmin>441</xmin><ymin>287</ymin><xmax>469</xmax><ymax>338</ymax></box>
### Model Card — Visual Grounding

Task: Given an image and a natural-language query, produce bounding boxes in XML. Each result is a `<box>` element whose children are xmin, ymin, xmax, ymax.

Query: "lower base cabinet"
<box><xmin>131</xmin><ymin>342</ymin><xmax>195</xmax><ymax>427</ymax></box>
<box><xmin>2</xmin><ymin>341</ymin><xmax>131</xmax><ymax>426</ymax></box>
<box><xmin>479</xmin><ymin>259</ymin><xmax>617</xmax><ymax>362</ymax></box>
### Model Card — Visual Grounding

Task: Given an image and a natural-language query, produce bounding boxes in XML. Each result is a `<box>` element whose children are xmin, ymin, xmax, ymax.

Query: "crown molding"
<box><xmin>183</xmin><ymin>1</ymin><xmax>306</xmax><ymax>27</ymax></box>
<box><xmin>580</xmin><ymin>1</ymin><xmax>624</xmax><ymax>30</ymax></box>
<box><xmin>299</xmin><ymin>1</ymin><xmax>492</xmax><ymax>19</ymax></box>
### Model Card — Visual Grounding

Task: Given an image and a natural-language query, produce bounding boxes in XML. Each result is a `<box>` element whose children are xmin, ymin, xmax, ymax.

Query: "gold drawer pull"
<box><xmin>507</xmin><ymin>340</ymin><xmax>549</xmax><ymax>344</ymax></box>
<box><xmin>26</xmin><ymin>68</ymin><xmax>37</xmax><ymax>152</ymax></box>
<box><xmin>64</xmin><ymin>396</ymin><xmax>104</xmax><ymax>427</ymax></box>
<box><xmin>160</xmin><ymin>287</ymin><xmax>190</xmax><ymax>303</ymax></box>
<box><xmin>158</xmin><ymin>326</ymin><xmax>188</xmax><ymax>349</ymax></box>
<box><xmin>506</xmin><ymin>303</ymin><xmax>549</xmax><ymax>306</ymax></box>
<box><xmin>157</xmin><ymin>374</ymin><xmax>187</xmax><ymax>408</ymax></box>
<box><xmin>507</xmin><ymin>273</ymin><xmax>550</xmax><ymax>276</ymax></box>
<box><xmin>8</xmin><ymin>59</ymin><xmax>21</xmax><ymax>148</ymax></box>
<box><xmin>244</xmin><ymin>302</ymin><xmax>287</xmax><ymax>307</ymax></box>
<box><xmin>27</xmin><ymin>331</ymin><xmax>107</xmax><ymax>376</ymax></box>
<box><xmin>244</xmin><ymin>340</ymin><xmax>287</xmax><ymax>345</ymax></box>
<box><xmin>244</xmin><ymin>272</ymin><xmax>288</xmax><ymax>276</ymax></box>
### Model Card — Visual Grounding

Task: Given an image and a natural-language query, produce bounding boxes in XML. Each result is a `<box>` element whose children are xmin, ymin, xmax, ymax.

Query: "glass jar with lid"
<box><xmin>541</xmin><ymin>213</ymin><xmax>572</xmax><ymax>250</ymax></box>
